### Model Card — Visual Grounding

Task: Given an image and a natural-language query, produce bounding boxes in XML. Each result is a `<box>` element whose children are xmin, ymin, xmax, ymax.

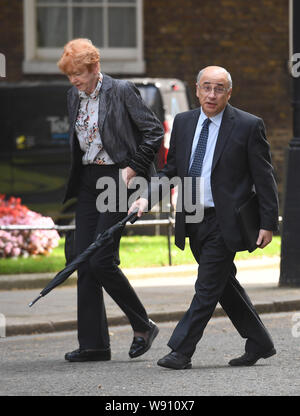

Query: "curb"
<box><xmin>0</xmin><ymin>257</ymin><xmax>281</xmax><ymax>291</ymax></box>
<box><xmin>6</xmin><ymin>298</ymin><xmax>300</xmax><ymax>337</ymax></box>
<box><xmin>0</xmin><ymin>273</ymin><xmax>77</xmax><ymax>291</ymax></box>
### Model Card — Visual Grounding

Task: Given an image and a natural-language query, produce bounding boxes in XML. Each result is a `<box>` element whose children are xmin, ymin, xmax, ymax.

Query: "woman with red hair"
<box><xmin>58</xmin><ymin>38</ymin><xmax>163</xmax><ymax>363</ymax></box>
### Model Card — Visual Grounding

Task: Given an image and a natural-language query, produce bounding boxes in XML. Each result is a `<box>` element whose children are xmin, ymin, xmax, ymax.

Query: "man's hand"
<box><xmin>122</xmin><ymin>166</ymin><xmax>136</xmax><ymax>187</ymax></box>
<box><xmin>128</xmin><ymin>198</ymin><xmax>148</xmax><ymax>218</ymax></box>
<box><xmin>256</xmin><ymin>229</ymin><xmax>273</xmax><ymax>249</ymax></box>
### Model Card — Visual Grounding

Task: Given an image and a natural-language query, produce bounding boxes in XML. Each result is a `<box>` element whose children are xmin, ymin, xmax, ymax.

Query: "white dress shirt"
<box><xmin>189</xmin><ymin>108</ymin><xmax>225</xmax><ymax>207</ymax></box>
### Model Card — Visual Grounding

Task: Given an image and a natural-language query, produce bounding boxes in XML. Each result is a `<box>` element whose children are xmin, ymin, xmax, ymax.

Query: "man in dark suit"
<box><xmin>129</xmin><ymin>66</ymin><xmax>278</xmax><ymax>369</ymax></box>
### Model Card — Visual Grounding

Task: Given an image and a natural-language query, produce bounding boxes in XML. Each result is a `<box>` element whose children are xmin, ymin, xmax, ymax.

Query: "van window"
<box><xmin>162</xmin><ymin>88</ymin><xmax>190</xmax><ymax>118</ymax></box>
<box><xmin>135</xmin><ymin>84</ymin><xmax>165</xmax><ymax>123</ymax></box>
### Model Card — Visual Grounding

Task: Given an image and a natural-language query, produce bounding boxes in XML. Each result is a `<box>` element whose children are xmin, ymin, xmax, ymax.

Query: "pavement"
<box><xmin>1</xmin><ymin>256</ymin><xmax>300</xmax><ymax>337</ymax></box>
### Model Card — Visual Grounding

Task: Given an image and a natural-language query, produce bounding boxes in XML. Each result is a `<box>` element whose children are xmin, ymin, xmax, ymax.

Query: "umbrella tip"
<box><xmin>28</xmin><ymin>294</ymin><xmax>43</xmax><ymax>308</ymax></box>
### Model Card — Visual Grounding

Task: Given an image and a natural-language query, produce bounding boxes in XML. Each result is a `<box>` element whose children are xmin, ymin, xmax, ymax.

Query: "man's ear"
<box><xmin>195</xmin><ymin>83</ymin><xmax>200</xmax><ymax>99</ymax></box>
<box><xmin>227</xmin><ymin>88</ymin><xmax>232</xmax><ymax>101</ymax></box>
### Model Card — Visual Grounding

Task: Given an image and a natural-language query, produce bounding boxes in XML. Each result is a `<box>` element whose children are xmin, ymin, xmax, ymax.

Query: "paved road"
<box><xmin>3</xmin><ymin>258</ymin><xmax>300</xmax><ymax>337</ymax></box>
<box><xmin>1</xmin><ymin>311</ymin><xmax>300</xmax><ymax>397</ymax></box>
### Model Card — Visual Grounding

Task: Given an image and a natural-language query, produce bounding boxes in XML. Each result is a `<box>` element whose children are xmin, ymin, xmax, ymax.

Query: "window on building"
<box><xmin>23</xmin><ymin>0</ymin><xmax>145</xmax><ymax>74</ymax></box>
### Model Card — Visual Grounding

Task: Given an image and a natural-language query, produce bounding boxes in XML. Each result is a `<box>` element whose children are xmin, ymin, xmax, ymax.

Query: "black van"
<box><xmin>0</xmin><ymin>79</ymin><xmax>191</xmax><ymax>223</ymax></box>
<box><xmin>129</xmin><ymin>78</ymin><xmax>192</xmax><ymax>169</ymax></box>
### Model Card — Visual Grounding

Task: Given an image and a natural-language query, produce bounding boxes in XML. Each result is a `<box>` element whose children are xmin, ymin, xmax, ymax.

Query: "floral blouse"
<box><xmin>75</xmin><ymin>73</ymin><xmax>114</xmax><ymax>165</ymax></box>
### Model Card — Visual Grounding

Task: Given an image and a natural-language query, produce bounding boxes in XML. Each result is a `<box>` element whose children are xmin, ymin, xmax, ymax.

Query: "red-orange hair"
<box><xmin>57</xmin><ymin>38</ymin><xmax>100</xmax><ymax>74</ymax></box>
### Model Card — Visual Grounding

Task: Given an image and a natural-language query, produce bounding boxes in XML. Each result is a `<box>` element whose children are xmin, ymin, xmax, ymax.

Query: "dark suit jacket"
<box><xmin>159</xmin><ymin>104</ymin><xmax>279</xmax><ymax>252</ymax></box>
<box><xmin>63</xmin><ymin>74</ymin><xmax>164</xmax><ymax>203</ymax></box>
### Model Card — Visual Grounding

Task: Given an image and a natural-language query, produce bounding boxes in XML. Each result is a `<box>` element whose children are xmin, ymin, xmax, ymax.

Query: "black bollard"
<box><xmin>279</xmin><ymin>0</ymin><xmax>300</xmax><ymax>286</ymax></box>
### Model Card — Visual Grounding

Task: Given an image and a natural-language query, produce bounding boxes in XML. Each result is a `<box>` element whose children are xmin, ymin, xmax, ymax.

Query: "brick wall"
<box><xmin>0</xmin><ymin>0</ymin><xmax>23</xmax><ymax>82</ymax></box>
<box><xmin>0</xmin><ymin>0</ymin><xmax>293</xmax><ymax>208</ymax></box>
<box><xmin>144</xmin><ymin>0</ymin><xmax>292</xmax><ymax>210</ymax></box>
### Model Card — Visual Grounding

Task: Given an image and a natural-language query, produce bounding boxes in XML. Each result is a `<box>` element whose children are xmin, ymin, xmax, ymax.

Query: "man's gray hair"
<box><xmin>196</xmin><ymin>67</ymin><xmax>232</xmax><ymax>89</ymax></box>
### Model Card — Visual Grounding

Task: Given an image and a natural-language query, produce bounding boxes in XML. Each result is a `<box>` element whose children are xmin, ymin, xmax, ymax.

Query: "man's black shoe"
<box><xmin>157</xmin><ymin>351</ymin><xmax>192</xmax><ymax>370</ymax></box>
<box><xmin>65</xmin><ymin>348</ymin><xmax>111</xmax><ymax>362</ymax></box>
<box><xmin>129</xmin><ymin>319</ymin><xmax>159</xmax><ymax>358</ymax></box>
<box><xmin>228</xmin><ymin>347</ymin><xmax>276</xmax><ymax>366</ymax></box>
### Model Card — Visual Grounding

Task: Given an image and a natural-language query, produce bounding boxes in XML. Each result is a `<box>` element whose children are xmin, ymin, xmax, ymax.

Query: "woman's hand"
<box><xmin>128</xmin><ymin>198</ymin><xmax>148</xmax><ymax>218</ymax></box>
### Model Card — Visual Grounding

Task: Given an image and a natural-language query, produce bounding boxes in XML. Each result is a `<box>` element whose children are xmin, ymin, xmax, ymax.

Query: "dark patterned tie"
<box><xmin>188</xmin><ymin>117</ymin><xmax>211</xmax><ymax>204</ymax></box>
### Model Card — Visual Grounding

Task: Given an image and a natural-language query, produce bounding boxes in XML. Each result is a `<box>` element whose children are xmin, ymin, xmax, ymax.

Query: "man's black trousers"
<box><xmin>168</xmin><ymin>209</ymin><xmax>275</xmax><ymax>358</ymax></box>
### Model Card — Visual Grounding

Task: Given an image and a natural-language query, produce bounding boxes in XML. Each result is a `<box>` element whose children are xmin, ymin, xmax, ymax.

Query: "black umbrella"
<box><xmin>28</xmin><ymin>209</ymin><xmax>139</xmax><ymax>307</ymax></box>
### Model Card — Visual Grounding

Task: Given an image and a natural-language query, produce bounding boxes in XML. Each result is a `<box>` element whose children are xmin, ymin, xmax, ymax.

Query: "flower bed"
<box><xmin>0</xmin><ymin>195</ymin><xmax>60</xmax><ymax>258</ymax></box>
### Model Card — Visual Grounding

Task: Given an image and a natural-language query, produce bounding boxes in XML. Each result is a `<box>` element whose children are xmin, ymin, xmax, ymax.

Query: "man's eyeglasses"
<box><xmin>198</xmin><ymin>84</ymin><xmax>229</xmax><ymax>95</ymax></box>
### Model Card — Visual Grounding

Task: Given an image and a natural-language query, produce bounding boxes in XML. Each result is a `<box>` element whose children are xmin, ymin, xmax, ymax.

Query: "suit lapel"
<box><xmin>68</xmin><ymin>87</ymin><xmax>80</xmax><ymax>152</ymax></box>
<box><xmin>211</xmin><ymin>104</ymin><xmax>235</xmax><ymax>172</ymax></box>
<box><xmin>69</xmin><ymin>88</ymin><xmax>80</xmax><ymax>127</ymax></box>
<box><xmin>98</xmin><ymin>74</ymin><xmax>113</xmax><ymax>133</ymax></box>
<box><xmin>182</xmin><ymin>108</ymin><xmax>201</xmax><ymax>175</ymax></box>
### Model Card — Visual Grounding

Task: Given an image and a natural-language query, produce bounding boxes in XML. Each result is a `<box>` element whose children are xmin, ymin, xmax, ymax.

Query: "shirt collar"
<box><xmin>199</xmin><ymin>107</ymin><xmax>225</xmax><ymax>128</ymax></box>
<box><xmin>79</xmin><ymin>72</ymin><xmax>103</xmax><ymax>100</ymax></box>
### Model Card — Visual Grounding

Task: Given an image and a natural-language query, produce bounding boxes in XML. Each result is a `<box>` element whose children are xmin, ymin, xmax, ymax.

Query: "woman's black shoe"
<box><xmin>65</xmin><ymin>348</ymin><xmax>111</xmax><ymax>362</ymax></box>
<box><xmin>129</xmin><ymin>320</ymin><xmax>159</xmax><ymax>358</ymax></box>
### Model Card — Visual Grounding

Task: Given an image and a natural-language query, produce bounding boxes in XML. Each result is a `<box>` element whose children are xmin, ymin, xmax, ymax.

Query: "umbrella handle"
<box><xmin>120</xmin><ymin>208</ymin><xmax>139</xmax><ymax>226</ymax></box>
